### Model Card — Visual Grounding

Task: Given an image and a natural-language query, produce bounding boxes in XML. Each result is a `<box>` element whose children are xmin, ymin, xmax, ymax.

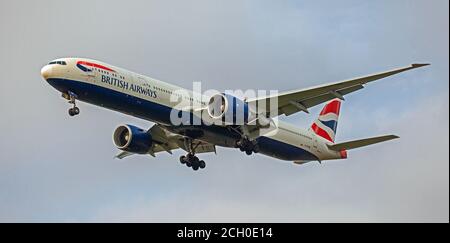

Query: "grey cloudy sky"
<box><xmin>0</xmin><ymin>0</ymin><xmax>448</xmax><ymax>222</ymax></box>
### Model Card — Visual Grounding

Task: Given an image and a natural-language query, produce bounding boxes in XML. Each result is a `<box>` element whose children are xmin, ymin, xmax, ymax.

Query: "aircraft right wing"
<box><xmin>247</xmin><ymin>64</ymin><xmax>429</xmax><ymax>117</ymax></box>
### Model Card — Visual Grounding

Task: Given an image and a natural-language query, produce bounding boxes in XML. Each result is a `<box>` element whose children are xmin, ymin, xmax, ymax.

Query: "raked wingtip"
<box><xmin>411</xmin><ymin>63</ymin><xmax>431</xmax><ymax>68</ymax></box>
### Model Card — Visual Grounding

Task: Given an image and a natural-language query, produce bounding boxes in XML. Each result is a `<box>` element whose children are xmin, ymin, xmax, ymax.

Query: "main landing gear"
<box><xmin>63</xmin><ymin>91</ymin><xmax>80</xmax><ymax>117</ymax></box>
<box><xmin>180</xmin><ymin>138</ymin><xmax>206</xmax><ymax>171</ymax></box>
<box><xmin>179</xmin><ymin>153</ymin><xmax>206</xmax><ymax>171</ymax></box>
<box><xmin>229</xmin><ymin>126</ymin><xmax>259</xmax><ymax>156</ymax></box>
<box><xmin>236</xmin><ymin>137</ymin><xmax>259</xmax><ymax>156</ymax></box>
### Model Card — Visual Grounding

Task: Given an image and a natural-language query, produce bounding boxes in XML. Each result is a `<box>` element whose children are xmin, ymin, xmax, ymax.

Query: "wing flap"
<box><xmin>115</xmin><ymin>124</ymin><xmax>217</xmax><ymax>159</ymax></box>
<box><xmin>174</xmin><ymin>138</ymin><xmax>217</xmax><ymax>154</ymax></box>
<box><xmin>115</xmin><ymin>151</ymin><xmax>134</xmax><ymax>159</ymax></box>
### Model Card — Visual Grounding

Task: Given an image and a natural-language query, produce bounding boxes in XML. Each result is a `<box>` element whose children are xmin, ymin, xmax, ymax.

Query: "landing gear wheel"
<box><xmin>237</xmin><ymin>138</ymin><xmax>257</xmax><ymax>156</ymax></box>
<box><xmin>191</xmin><ymin>159</ymin><xmax>200</xmax><ymax>171</ymax></box>
<box><xmin>68</xmin><ymin>107</ymin><xmax>80</xmax><ymax>116</ymax></box>
<box><xmin>180</xmin><ymin>155</ymin><xmax>187</xmax><ymax>164</ymax></box>
<box><xmin>192</xmin><ymin>164</ymin><xmax>199</xmax><ymax>171</ymax></box>
<box><xmin>199</xmin><ymin>160</ymin><xmax>206</xmax><ymax>169</ymax></box>
<box><xmin>68</xmin><ymin>108</ymin><xmax>74</xmax><ymax>116</ymax></box>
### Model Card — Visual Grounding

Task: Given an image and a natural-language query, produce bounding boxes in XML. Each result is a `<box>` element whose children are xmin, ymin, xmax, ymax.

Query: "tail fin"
<box><xmin>310</xmin><ymin>99</ymin><xmax>341</xmax><ymax>142</ymax></box>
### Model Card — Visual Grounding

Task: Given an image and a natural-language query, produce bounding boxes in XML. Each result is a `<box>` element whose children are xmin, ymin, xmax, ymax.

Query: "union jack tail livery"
<box><xmin>311</xmin><ymin>99</ymin><xmax>341</xmax><ymax>143</ymax></box>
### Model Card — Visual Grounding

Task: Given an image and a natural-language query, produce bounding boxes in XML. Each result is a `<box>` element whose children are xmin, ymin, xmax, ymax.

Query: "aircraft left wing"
<box><xmin>247</xmin><ymin>64</ymin><xmax>429</xmax><ymax>117</ymax></box>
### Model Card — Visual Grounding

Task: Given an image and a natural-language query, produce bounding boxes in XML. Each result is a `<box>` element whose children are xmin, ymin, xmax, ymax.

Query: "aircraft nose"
<box><xmin>41</xmin><ymin>65</ymin><xmax>52</xmax><ymax>80</ymax></box>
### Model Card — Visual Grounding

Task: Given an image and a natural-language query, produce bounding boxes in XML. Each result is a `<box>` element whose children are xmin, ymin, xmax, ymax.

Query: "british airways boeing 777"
<box><xmin>41</xmin><ymin>58</ymin><xmax>428</xmax><ymax>171</ymax></box>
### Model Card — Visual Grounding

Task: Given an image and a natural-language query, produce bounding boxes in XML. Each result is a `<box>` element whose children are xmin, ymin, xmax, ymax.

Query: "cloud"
<box><xmin>0</xmin><ymin>0</ymin><xmax>448</xmax><ymax>222</ymax></box>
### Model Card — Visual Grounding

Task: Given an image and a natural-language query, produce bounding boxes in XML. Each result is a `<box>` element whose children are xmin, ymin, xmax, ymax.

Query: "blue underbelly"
<box><xmin>256</xmin><ymin>136</ymin><xmax>318</xmax><ymax>161</ymax></box>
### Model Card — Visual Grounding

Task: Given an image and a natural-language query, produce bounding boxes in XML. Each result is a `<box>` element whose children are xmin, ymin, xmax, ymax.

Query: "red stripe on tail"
<box><xmin>311</xmin><ymin>123</ymin><xmax>333</xmax><ymax>142</ymax></box>
<box><xmin>320</xmin><ymin>99</ymin><xmax>341</xmax><ymax>116</ymax></box>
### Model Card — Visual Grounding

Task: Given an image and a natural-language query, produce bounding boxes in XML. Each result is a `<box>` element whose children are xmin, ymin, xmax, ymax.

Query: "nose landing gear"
<box><xmin>63</xmin><ymin>91</ymin><xmax>80</xmax><ymax>117</ymax></box>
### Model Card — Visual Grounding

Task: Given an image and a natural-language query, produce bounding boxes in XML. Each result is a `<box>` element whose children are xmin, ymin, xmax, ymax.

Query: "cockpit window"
<box><xmin>48</xmin><ymin>61</ymin><xmax>67</xmax><ymax>65</ymax></box>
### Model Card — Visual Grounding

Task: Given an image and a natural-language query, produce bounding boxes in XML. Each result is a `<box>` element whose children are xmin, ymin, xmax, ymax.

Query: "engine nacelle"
<box><xmin>113</xmin><ymin>125</ymin><xmax>153</xmax><ymax>154</ymax></box>
<box><xmin>207</xmin><ymin>93</ymin><xmax>250</xmax><ymax>125</ymax></box>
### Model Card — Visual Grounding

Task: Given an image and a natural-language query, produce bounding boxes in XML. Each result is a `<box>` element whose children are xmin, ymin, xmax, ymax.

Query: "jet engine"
<box><xmin>207</xmin><ymin>93</ymin><xmax>250</xmax><ymax>125</ymax></box>
<box><xmin>113</xmin><ymin>125</ymin><xmax>153</xmax><ymax>154</ymax></box>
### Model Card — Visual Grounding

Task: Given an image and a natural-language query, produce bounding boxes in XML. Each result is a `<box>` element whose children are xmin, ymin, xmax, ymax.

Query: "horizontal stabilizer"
<box><xmin>327</xmin><ymin>135</ymin><xmax>399</xmax><ymax>151</ymax></box>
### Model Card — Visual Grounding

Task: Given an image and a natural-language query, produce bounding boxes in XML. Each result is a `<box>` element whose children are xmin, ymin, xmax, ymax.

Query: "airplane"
<box><xmin>41</xmin><ymin>58</ymin><xmax>429</xmax><ymax>171</ymax></box>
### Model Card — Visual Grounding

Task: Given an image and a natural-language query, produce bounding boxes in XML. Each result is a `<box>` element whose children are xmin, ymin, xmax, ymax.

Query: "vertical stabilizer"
<box><xmin>310</xmin><ymin>99</ymin><xmax>341</xmax><ymax>142</ymax></box>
